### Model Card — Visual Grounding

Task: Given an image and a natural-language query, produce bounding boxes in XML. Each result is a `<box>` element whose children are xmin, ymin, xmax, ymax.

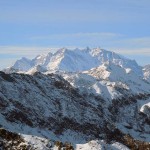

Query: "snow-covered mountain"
<box><xmin>1</xmin><ymin>48</ymin><xmax>150</xmax><ymax>149</ymax></box>
<box><xmin>5</xmin><ymin>47</ymin><xmax>142</xmax><ymax>75</ymax></box>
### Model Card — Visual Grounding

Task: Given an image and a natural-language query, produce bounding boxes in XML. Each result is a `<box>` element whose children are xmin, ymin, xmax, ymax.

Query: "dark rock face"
<box><xmin>0</xmin><ymin>72</ymin><xmax>15</xmax><ymax>82</ymax></box>
<box><xmin>0</xmin><ymin>128</ymin><xmax>30</xmax><ymax>150</ymax></box>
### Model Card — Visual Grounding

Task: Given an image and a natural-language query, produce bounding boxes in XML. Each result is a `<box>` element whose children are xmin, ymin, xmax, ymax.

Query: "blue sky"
<box><xmin>0</xmin><ymin>0</ymin><xmax>150</xmax><ymax>69</ymax></box>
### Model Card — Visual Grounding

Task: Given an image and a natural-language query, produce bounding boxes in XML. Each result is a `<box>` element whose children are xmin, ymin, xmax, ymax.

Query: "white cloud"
<box><xmin>30</xmin><ymin>32</ymin><xmax>122</xmax><ymax>40</ymax></box>
<box><xmin>0</xmin><ymin>46</ymin><xmax>55</xmax><ymax>69</ymax></box>
<box><xmin>111</xmin><ymin>37</ymin><xmax>150</xmax><ymax>48</ymax></box>
<box><xmin>111</xmin><ymin>48</ymin><xmax>150</xmax><ymax>56</ymax></box>
<box><xmin>0</xmin><ymin>46</ymin><xmax>56</xmax><ymax>57</ymax></box>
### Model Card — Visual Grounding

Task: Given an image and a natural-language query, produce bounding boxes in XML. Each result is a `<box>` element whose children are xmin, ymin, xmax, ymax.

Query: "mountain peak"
<box><xmin>54</xmin><ymin>47</ymin><xmax>68</xmax><ymax>55</ymax></box>
<box><xmin>12</xmin><ymin>57</ymin><xmax>32</xmax><ymax>71</ymax></box>
<box><xmin>89</xmin><ymin>47</ymin><xmax>105</xmax><ymax>55</ymax></box>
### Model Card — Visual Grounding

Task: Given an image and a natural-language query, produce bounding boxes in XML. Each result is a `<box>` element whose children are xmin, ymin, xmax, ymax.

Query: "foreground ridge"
<box><xmin>0</xmin><ymin>71</ymin><xmax>150</xmax><ymax>149</ymax></box>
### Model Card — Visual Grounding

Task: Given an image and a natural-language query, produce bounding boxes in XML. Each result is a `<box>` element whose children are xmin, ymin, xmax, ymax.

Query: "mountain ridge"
<box><xmin>4</xmin><ymin>47</ymin><xmax>143</xmax><ymax>75</ymax></box>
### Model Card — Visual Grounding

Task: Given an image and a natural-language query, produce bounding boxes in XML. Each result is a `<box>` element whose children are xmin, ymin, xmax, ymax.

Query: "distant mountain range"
<box><xmin>4</xmin><ymin>47</ymin><xmax>142</xmax><ymax>73</ymax></box>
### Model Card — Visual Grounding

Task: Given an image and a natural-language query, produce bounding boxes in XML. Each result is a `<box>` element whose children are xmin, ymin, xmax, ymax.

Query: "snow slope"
<box><xmin>62</xmin><ymin>62</ymin><xmax>150</xmax><ymax>100</ymax></box>
<box><xmin>76</xmin><ymin>140</ymin><xmax>129</xmax><ymax>150</ymax></box>
<box><xmin>143</xmin><ymin>64</ymin><xmax>150</xmax><ymax>82</ymax></box>
<box><xmin>139</xmin><ymin>98</ymin><xmax>150</xmax><ymax>117</ymax></box>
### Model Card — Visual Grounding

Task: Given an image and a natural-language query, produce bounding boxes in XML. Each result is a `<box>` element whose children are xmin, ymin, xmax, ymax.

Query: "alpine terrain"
<box><xmin>1</xmin><ymin>47</ymin><xmax>150</xmax><ymax>150</ymax></box>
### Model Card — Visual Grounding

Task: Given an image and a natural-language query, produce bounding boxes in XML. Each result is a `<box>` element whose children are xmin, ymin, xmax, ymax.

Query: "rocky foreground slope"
<box><xmin>0</xmin><ymin>70</ymin><xmax>150</xmax><ymax>149</ymax></box>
